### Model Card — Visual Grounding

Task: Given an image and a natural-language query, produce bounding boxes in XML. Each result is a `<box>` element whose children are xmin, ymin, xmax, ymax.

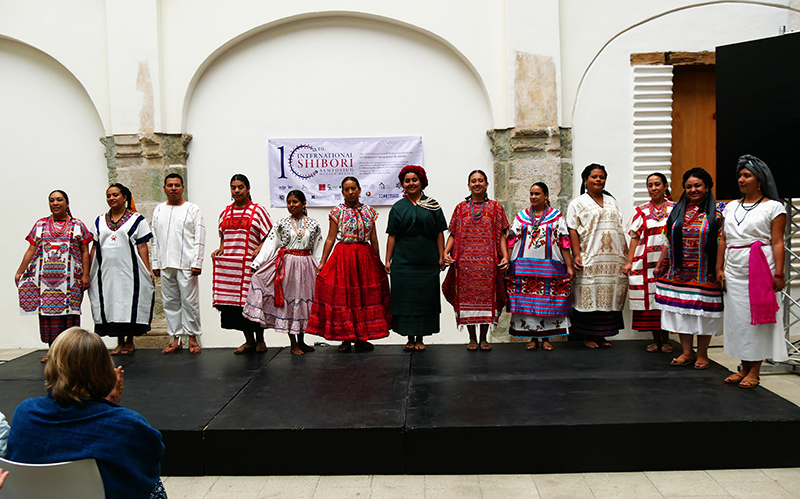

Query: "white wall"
<box><xmin>184</xmin><ymin>15</ymin><xmax>494</xmax><ymax>347</ymax></box>
<box><xmin>560</xmin><ymin>0</ymin><xmax>793</xmax><ymax>127</ymax></box>
<box><xmin>571</xmin><ymin>2</ymin><xmax>788</xmax><ymax>339</ymax></box>
<box><xmin>0</xmin><ymin>38</ymin><xmax>108</xmax><ymax>347</ymax></box>
<box><xmin>161</xmin><ymin>0</ymin><xmax>509</xmax><ymax>132</ymax></box>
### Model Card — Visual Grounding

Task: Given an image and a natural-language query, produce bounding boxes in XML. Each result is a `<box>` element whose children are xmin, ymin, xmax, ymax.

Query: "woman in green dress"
<box><xmin>385</xmin><ymin>165</ymin><xmax>448</xmax><ymax>351</ymax></box>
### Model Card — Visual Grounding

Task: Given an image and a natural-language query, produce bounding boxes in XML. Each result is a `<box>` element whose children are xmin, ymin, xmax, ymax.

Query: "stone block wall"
<box><xmin>100</xmin><ymin>133</ymin><xmax>192</xmax><ymax>344</ymax></box>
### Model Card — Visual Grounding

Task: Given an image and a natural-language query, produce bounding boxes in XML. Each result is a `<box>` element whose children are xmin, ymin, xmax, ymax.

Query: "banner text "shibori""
<box><xmin>269</xmin><ymin>136</ymin><xmax>423</xmax><ymax>207</ymax></box>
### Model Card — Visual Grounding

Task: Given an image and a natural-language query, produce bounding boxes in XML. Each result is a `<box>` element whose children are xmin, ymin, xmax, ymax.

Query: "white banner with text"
<box><xmin>268</xmin><ymin>136</ymin><xmax>423</xmax><ymax>207</ymax></box>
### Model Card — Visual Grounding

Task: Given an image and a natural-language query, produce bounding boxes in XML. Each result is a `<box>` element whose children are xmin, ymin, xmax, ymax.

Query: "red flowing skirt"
<box><xmin>305</xmin><ymin>243</ymin><xmax>391</xmax><ymax>342</ymax></box>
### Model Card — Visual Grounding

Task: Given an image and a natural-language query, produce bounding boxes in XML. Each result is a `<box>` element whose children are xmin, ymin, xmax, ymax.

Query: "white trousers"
<box><xmin>161</xmin><ymin>268</ymin><xmax>202</xmax><ymax>337</ymax></box>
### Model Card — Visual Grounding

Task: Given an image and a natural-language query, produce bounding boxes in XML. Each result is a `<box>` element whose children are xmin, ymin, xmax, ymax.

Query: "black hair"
<box><xmin>164</xmin><ymin>173</ymin><xmax>184</xmax><ymax>186</ymax></box>
<box><xmin>49</xmin><ymin>189</ymin><xmax>70</xmax><ymax>205</ymax></box>
<box><xmin>580</xmin><ymin>163</ymin><xmax>613</xmax><ymax>197</ymax></box>
<box><xmin>465</xmin><ymin>169</ymin><xmax>489</xmax><ymax>201</ymax></box>
<box><xmin>107</xmin><ymin>183</ymin><xmax>134</xmax><ymax>209</ymax></box>
<box><xmin>646</xmin><ymin>172</ymin><xmax>671</xmax><ymax>199</ymax></box>
<box><xmin>530</xmin><ymin>182</ymin><xmax>551</xmax><ymax>206</ymax></box>
<box><xmin>340</xmin><ymin>176</ymin><xmax>361</xmax><ymax>189</ymax></box>
<box><xmin>49</xmin><ymin>189</ymin><xmax>72</xmax><ymax>217</ymax></box>
<box><xmin>286</xmin><ymin>189</ymin><xmax>308</xmax><ymax>215</ymax></box>
<box><xmin>665</xmin><ymin>167</ymin><xmax>719</xmax><ymax>273</ymax></box>
<box><xmin>230</xmin><ymin>173</ymin><xmax>252</xmax><ymax>201</ymax></box>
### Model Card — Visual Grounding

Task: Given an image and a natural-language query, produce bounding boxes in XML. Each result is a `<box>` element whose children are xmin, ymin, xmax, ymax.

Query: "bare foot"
<box><xmin>467</xmin><ymin>341</ymin><xmax>479</xmax><ymax>351</ymax></box>
<box><xmin>120</xmin><ymin>343</ymin><xmax>135</xmax><ymax>355</ymax></box>
<box><xmin>110</xmin><ymin>345</ymin><xmax>123</xmax><ymax>356</ymax></box>
<box><xmin>584</xmin><ymin>339</ymin><xmax>598</xmax><ymax>349</ymax></box>
<box><xmin>338</xmin><ymin>341</ymin><xmax>352</xmax><ymax>352</ymax></box>
<box><xmin>291</xmin><ymin>345</ymin><xmax>305</xmax><ymax>355</ymax></box>
<box><xmin>480</xmin><ymin>341</ymin><xmax>492</xmax><ymax>351</ymax></box>
<box><xmin>234</xmin><ymin>343</ymin><xmax>255</xmax><ymax>354</ymax></box>
<box><xmin>255</xmin><ymin>341</ymin><xmax>268</xmax><ymax>353</ymax></box>
<box><xmin>299</xmin><ymin>343</ymin><xmax>315</xmax><ymax>353</ymax></box>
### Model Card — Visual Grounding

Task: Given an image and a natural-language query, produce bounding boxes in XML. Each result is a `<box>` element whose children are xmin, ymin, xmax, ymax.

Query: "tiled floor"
<box><xmin>4</xmin><ymin>345</ymin><xmax>800</xmax><ymax>499</ymax></box>
<box><xmin>159</xmin><ymin>469</ymin><xmax>800</xmax><ymax>499</ymax></box>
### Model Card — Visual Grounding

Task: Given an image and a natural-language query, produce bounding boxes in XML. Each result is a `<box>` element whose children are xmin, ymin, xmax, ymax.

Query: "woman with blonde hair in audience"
<box><xmin>6</xmin><ymin>327</ymin><xmax>165</xmax><ymax>499</ymax></box>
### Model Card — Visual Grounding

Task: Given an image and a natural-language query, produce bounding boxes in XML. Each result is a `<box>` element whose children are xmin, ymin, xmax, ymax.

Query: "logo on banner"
<box><xmin>278</xmin><ymin>144</ymin><xmax>355</xmax><ymax>180</ymax></box>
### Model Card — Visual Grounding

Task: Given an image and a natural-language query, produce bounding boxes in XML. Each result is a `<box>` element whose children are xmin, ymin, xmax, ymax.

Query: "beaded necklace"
<box><xmin>468</xmin><ymin>198</ymin><xmax>486</xmax><ymax>220</ymax></box>
<box><xmin>47</xmin><ymin>216</ymin><xmax>70</xmax><ymax>238</ymax></box>
<box><xmin>733</xmin><ymin>196</ymin><xmax>765</xmax><ymax>226</ymax></box>
<box><xmin>648</xmin><ymin>200</ymin><xmax>668</xmax><ymax>221</ymax></box>
<box><xmin>290</xmin><ymin>215</ymin><xmax>306</xmax><ymax>238</ymax></box>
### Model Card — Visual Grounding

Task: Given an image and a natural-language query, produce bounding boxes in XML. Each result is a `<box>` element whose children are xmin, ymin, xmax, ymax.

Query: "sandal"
<box><xmin>189</xmin><ymin>345</ymin><xmax>202</xmax><ymax>354</ymax></box>
<box><xmin>234</xmin><ymin>343</ymin><xmax>255</xmax><ymax>354</ymax></box>
<box><xmin>162</xmin><ymin>343</ymin><xmax>182</xmax><ymax>354</ymax></box>
<box><xmin>646</xmin><ymin>342</ymin><xmax>659</xmax><ymax>353</ymax></box>
<box><xmin>338</xmin><ymin>342</ymin><xmax>352</xmax><ymax>352</ymax></box>
<box><xmin>480</xmin><ymin>341</ymin><xmax>492</xmax><ymax>351</ymax></box>
<box><xmin>255</xmin><ymin>341</ymin><xmax>268</xmax><ymax>353</ymax></box>
<box><xmin>40</xmin><ymin>355</ymin><xmax>49</xmax><ymax>363</ymax></box>
<box><xmin>467</xmin><ymin>341</ymin><xmax>479</xmax><ymax>351</ymax></box>
<box><xmin>670</xmin><ymin>355</ymin><xmax>696</xmax><ymax>366</ymax></box>
<box><xmin>661</xmin><ymin>343</ymin><xmax>674</xmax><ymax>353</ymax></box>
<box><xmin>110</xmin><ymin>345</ymin><xmax>123</xmax><ymax>356</ymax></box>
<box><xmin>120</xmin><ymin>345</ymin><xmax>135</xmax><ymax>355</ymax></box>
<box><xmin>414</xmin><ymin>342</ymin><xmax>426</xmax><ymax>352</ymax></box>
<box><xmin>694</xmin><ymin>359</ymin><xmax>711</xmax><ymax>370</ymax></box>
<box><xmin>404</xmin><ymin>342</ymin><xmax>415</xmax><ymax>352</ymax></box>
<box><xmin>739</xmin><ymin>376</ymin><xmax>760</xmax><ymax>389</ymax></box>
<box><xmin>525</xmin><ymin>340</ymin><xmax>538</xmax><ymax>351</ymax></box>
<box><xmin>542</xmin><ymin>340</ymin><xmax>554</xmax><ymax>351</ymax></box>
<box><xmin>725</xmin><ymin>372</ymin><xmax>747</xmax><ymax>384</ymax></box>
<box><xmin>584</xmin><ymin>340</ymin><xmax>599</xmax><ymax>349</ymax></box>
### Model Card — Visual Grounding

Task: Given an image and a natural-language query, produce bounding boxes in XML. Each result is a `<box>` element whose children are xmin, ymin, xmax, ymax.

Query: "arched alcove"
<box><xmin>0</xmin><ymin>37</ymin><xmax>108</xmax><ymax>347</ymax></box>
<box><xmin>183</xmin><ymin>14</ymin><xmax>494</xmax><ymax>346</ymax></box>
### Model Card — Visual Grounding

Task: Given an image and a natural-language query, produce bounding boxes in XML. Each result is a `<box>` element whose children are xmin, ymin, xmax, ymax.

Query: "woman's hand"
<box><xmin>621</xmin><ymin>262</ymin><xmax>632</xmax><ymax>276</ymax></box>
<box><xmin>14</xmin><ymin>272</ymin><xmax>23</xmax><ymax>286</ymax></box>
<box><xmin>81</xmin><ymin>273</ymin><xmax>90</xmax><ymax>291</ymax></box>
<box><xmin>573</xmin><ymin>255</ymin><xmax>583</xmax><ymax>271</ymax></box>
<box><xmin>444</xmin><ymin>253</ymin><xmax>455</xmax><ymax>266</ymax></box>
<box><xmin>498</xmin><ymin>256</ymin><xmax>509</xmax><ymax>271</ymax></box>
<box><xmin>439</xmin><ymin>255</ymin><xmax>445</xmax><ymax>271</ymax></box>
<box><xmin>210</xmin><ymin>248</ymin><xmax>223</xmax><ymax>259</ymax></box>
<box><xmin>106</xmin><ymin>366</ymin><xmax>124</xmax><ymax>404</ymax></box>
<box><xmin>774</xmin><ymin>276</ymin><xmax>786</xmax><ymax>292</ymax></box>
<box><xmin>316</xmin><ymin>263</ymin><xmax>324</xmax><ymax>275</ymax></box>
<box><xmin>566</xmin><ymin>265</ymin><xmax>575</xmax><ymax>280</ymax></box>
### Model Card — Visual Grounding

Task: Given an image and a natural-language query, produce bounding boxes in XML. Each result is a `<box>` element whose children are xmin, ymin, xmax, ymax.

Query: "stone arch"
<box><xmin>181</xmin><ymin>11</ymin><xmax>494</xmax><ymax>132</ymax></box>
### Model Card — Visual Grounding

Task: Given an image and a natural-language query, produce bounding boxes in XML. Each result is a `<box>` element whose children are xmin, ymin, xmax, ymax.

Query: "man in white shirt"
<box><xmin>152</xmin><ymin>173</ymin><xmax>206</xmax><ymax>354</ymax></box>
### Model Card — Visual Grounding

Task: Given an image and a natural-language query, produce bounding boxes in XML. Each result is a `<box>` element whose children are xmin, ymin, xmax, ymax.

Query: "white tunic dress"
<box><xmin>88</xmin><ymin>211</ymin><xmax>155</xmax><ymax>333</ymax></box>
<box><xmin>722</xmin><ymin>199</ymin><xmax>788</xmax><ymax>361</ymax></box>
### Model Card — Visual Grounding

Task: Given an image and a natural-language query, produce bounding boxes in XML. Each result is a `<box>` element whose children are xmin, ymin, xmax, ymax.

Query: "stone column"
<box><xmin>100</xmin><ymin>132</ymin><xmax>192</xmax><ymax>345</ymax></box>
<box><xmin>488</xmin><ymin>51</ymin><xmax>573</xmax><ymax>343</ymax></box>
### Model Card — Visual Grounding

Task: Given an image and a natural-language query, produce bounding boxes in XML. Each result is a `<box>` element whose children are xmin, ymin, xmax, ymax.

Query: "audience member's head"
<box><xmin>45</xmin><ymin>328</ymin><xmax>116</xmax><ymax>405</ymax></box>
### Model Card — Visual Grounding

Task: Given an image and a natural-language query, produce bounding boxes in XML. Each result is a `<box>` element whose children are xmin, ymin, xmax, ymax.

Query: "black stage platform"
<box><xmin>2</xmin><ymin>341</ymin><xmax>799</xmax><ymax>475</ymax></box>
